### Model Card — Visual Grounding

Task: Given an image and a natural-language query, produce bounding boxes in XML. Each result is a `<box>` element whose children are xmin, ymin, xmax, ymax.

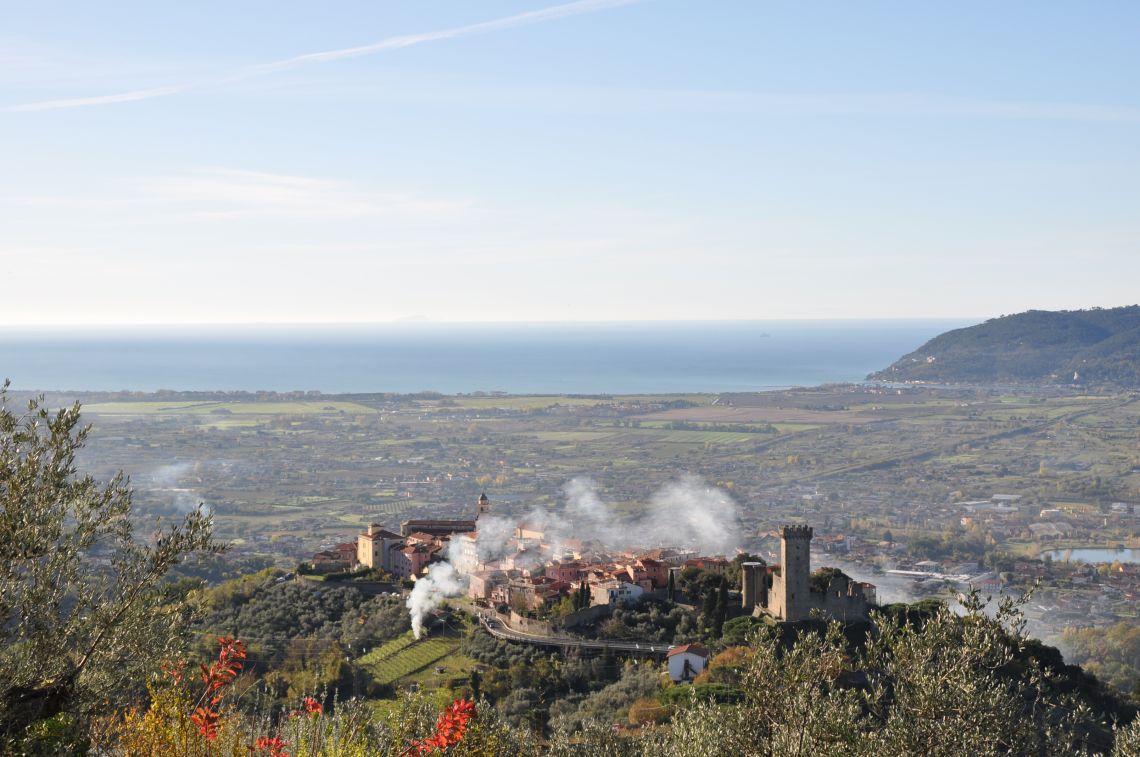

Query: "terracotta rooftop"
<box><xmin>361</xmin><ymin>527</ymin><xmax>402</xmax><ymax>541</ymax></box>
<box><xmin>667</xmin><ymin>644</ymin><xmax>710</xmax><ymax>658</ymax></box>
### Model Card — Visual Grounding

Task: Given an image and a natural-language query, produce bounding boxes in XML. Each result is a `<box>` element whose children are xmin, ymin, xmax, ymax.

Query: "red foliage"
<box><xmin>287</xmin><ymin>696</ymin><xmax>323</xmax><ymax>720</ymax></box>
<box><xmin>180</xmin><ymin>641</ymin><xmax>474</xmax><ymax>754</ymax></box>
<box><xmin>162</xmin><ymin>659</ymin><xmax>188</xmax><ymax>684</ymax></box>
<box><xmin>254</xmin><ymin>735</ymin><xmax>291</xmax><ymax>757</ymax></box>
<box><xmin>200</xmin><ymin>636</ymin><xmax>246</xmax><ymax>693</ymax></box>
<box><xmin>189</xmin><ymin>637</ymin><xmax>246</xmax><ymax>741</ymax></box>
<box><xmin>190</xmin><ymin>705</ymin><xmax>222</xmax><ymax>741</ymax></box>
<box><xmin>405</xmin><ymin>699</ymin><xmax>477</xmax><ymax>755</ymax></box>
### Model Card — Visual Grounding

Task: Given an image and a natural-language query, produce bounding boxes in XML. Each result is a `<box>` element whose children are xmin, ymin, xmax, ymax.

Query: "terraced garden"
<box><xmin>358</xmin><ymin>633</ymin><xmax>461</xmax><ymax>686</ymax></box>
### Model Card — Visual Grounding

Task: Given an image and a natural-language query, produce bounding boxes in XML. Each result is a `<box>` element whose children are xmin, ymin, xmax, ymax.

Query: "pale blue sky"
<box><xmin>2</xmin><ymin>1</ymin><xmax>1138</xmax><ymax>324</ymax></box>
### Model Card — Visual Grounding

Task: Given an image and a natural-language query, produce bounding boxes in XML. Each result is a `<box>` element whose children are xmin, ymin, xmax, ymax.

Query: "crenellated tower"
<box><xmin>770</xmin><ymin>524</ymin><xmax>813</xmax><ymax>621</ymax></box>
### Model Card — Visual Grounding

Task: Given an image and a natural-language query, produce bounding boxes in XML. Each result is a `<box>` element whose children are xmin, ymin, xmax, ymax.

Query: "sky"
<box><xmin>2</xmin><ymin>0</ymin><xmax>1139</xmax><ymax>325</ymax></box>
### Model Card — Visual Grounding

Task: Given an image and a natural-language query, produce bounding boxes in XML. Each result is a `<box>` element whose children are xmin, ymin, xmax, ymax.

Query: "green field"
<box><xmin>530</xmin><ymin>431</ymin><xmax>621</xmax><ymax>441</ymax></box>
<box><xmin>358</xmin><ymin>633</ymin><xmax>462</xmax><ymax>686</ymax></box>
<box><xmin>82</xmin><ymin>400</ymin><xmax>377</xmax><ymax>415</ymax></box>
<box><xmin>651</xmin><ymin>429</ymin><xmax>762</xmax><ymax>444</ymax></box>
<box><xmin>440</xmin><ymin>396</ymin><xmax>612</xmax><ymax>410</ymax></box>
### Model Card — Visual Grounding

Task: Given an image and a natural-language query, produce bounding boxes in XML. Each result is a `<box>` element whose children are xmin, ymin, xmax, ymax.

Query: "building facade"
<box><xmin>357</xmin><ymin>524</ymin><xmax>403</xmax><ymax>571</ymax></box>
<box><xmin>667</xmin><ymin>644</ymin><xmax>709</xmax><ymax>683</ymax></box>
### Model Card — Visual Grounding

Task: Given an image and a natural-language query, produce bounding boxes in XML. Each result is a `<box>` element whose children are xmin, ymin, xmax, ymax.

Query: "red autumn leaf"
<box><xmin>406</xmin><ymin>699</ymin><xmax>477</xmax><ymax>754</ymax></box>
<box><xmin>254</xmin><ymin>735</ymin><xmax>290</xmax><ymax>757</ymax></box>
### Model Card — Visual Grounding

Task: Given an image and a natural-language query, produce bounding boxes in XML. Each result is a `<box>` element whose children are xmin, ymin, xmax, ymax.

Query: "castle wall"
<box><xmin>806</xmin><ymin>574</ymin><xmax>873</xmax><ymax>622</ymax></box>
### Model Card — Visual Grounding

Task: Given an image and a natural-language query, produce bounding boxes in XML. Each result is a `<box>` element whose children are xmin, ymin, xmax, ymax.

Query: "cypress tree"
<box><xmin>469</xmin><ymin>668</ymin><xmax>482</xmax><ymax>701</ymax></box>
<box><xmin>702</xmin><ymin>583</ymin><xmax>717</xmax><ymax>626</ymax></box>
<box><xmin>713</xmin><ymin>575</ymin><xmax>729</xmax><ymax>638</ymax></box>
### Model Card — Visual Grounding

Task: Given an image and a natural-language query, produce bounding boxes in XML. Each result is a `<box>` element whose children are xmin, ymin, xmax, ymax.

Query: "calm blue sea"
<box><xmin>0</xmin><ymin>320</ymin><xmax>972</xmax><ymax>394</ymax></box>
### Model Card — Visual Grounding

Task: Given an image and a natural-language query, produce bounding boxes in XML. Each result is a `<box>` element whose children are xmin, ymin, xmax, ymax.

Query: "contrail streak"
<box><xmin>253</xmin><ymin>0</ymin><xmax>643</xmax><ymax>72</ymax></box>
<box><xmin>4</xmin><ymin>0</ymin><xmax>644</xmax><ymax>113</ymax></box>
<box><xmin>5</xmin><ymin>85</ymin><xmax>190</xmax><ymax>113</ymax></box>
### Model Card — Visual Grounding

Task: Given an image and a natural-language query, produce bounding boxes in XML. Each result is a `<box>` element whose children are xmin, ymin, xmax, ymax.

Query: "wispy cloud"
<box><xmin>5</xmin><ymin>85</ymin><xmax>189</xmax><ymax>113</ymax></box>
<box><xmin>132</xmin><ymin>168</ymin><xmax>470</xmax><ymax>221</ymax></box>
<box><xmin>3</xmin><ymin>0</ymin><xmax>643</xmax><ymax>113</ymax></box>
<box><xmin>251</xmin><ymin>0</ymin><xmax>641</xmax><ymax>72</ymax></box>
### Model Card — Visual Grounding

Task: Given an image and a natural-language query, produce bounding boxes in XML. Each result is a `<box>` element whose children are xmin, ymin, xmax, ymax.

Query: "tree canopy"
<box><xmin>0</xmin><ymin>384</ymin><xmax>219</xmax><ymax>749</ymax></box>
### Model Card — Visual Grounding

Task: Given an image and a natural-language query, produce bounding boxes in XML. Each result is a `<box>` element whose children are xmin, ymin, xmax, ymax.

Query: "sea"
<box><xmin>0</xmin><ymin>320</ymin><xmax>972</xmax><ymax>394</ymax></box>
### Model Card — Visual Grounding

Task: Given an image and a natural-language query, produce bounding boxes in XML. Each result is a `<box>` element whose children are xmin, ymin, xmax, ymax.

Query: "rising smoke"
<box><xmin>472</xmin><ymin>475</ymin><xmax>741</xmax><ymax>562</ymax></box>
<box><xmin>407</xmin><ymin>561</ymin><xmax>464</xmax><ymax>639</ymax></box>
<box><xmin>404</xmin><ymin>474</ymin><xmax>741</xmax><ymax>635</ymax></box>
<box><xmin>149</xmin><ymin>462</ymin><xmax>212</xmax><ymax>516</ymax></box>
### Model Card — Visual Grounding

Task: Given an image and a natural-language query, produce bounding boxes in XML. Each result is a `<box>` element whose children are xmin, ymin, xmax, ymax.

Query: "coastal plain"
<box><xmin>43</xmin><ymin>385</ymin><xmax>1138</xmax><ymax>578</ymax></box>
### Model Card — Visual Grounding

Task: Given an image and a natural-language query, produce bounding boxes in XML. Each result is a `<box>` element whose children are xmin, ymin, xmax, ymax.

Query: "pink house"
<box><xmin>619</xmin><ymin>563</ymin><xmax>655</xmax><ymax>592</ymax></box>
<box><xmin>636</xmin><ymin>558</ymin><xmax>669</xmax><ymax>588</ymax></box>
<box><xmin>392</xmin><ymin>543</ymin><xmax>441</xmax><ymax>579</ymax></box>
<box><xmin>546</xmin><ymin>560</ymin><xmax>583</xmax><ymax>583</ymax></box>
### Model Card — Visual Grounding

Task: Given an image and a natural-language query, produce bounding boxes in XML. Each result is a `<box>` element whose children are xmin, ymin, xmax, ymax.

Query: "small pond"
<box><xmin>1041</xmin><ymin>547</ymin><xmax>1140</xmax><ymax>565</ymax></box>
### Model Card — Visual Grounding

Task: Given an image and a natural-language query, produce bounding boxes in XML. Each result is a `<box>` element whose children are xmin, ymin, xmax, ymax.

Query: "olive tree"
<box><xmin>0</xmin><ymin>383</ymin><xmax>219</xmax><ymax>746</ymax></box>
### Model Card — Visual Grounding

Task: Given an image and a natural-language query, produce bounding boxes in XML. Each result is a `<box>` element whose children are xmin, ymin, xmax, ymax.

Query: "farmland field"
<box><xmin>82</xmin><ymin>400</ymin><xmax>376</xmax><ymax>415</ymax></box>
<box><xmin>359</xmin><ymin>634</ymin><xmax>461</xmax><ymax>686</ymax></box>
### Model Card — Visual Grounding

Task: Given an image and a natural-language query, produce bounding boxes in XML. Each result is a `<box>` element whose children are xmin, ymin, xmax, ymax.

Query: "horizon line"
<box><xmin>0</xmin><ymin>316</ymin><xmax>987</xmax><ymax>329</ymax></box>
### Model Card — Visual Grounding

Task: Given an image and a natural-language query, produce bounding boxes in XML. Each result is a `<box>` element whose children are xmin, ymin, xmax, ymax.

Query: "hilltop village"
<box><xmin>314</xmin><ymin>494</ymin><xmax>877</xmax><ymax>635</ymax></box>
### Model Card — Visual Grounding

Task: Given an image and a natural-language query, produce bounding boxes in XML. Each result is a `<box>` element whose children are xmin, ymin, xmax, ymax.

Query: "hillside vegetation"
<box><xmin>869</xmin><ymin>306</ymin><xmax>1140</xmax><ymax>386</ymax></box>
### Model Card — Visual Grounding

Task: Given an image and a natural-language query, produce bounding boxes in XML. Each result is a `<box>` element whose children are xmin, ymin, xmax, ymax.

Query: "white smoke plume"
<box><xmin>563</xmin><ymin>476</ymin><xmax>612</xmax><ymax>534</ymax></box>
<box><xmin>458</xmin><ymin>475</ymin><xmax>743</xmax><ymax>561</ymax></box>
<box><xmin>406</xmin><ymin>561</ymin><xmax>465</xmax><ymax>639</ymax></box>
<box><xmin>404</xmin><ymin>474</ymin><xmax>741</xmax><ymax>635</ymax></box>
<box><xmin>556</xmin><ymin>474</ymin><xmax>741</xmax><ymax>556</ymax></box>
<box><xmin>151</xmin><ymin>462</ymin><xmax>193</xmax><ymax>488</ymax></box>
<box><xmin>469</xmin><ymin>515</ymin><xmax>517</xmax><ymax>563</ymax></box>
<box><xmin>149</xmin><ymin>462</ymin><xmax>211</xmax><ymax>515</ymax></box>
<box><xmin>645</xmin><ymin>475</ymin><xmax>740</xmax><ymax>555</ymax></box>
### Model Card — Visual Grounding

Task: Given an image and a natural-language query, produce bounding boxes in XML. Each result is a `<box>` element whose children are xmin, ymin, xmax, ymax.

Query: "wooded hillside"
<box><xmin>869</xmin><ymin>306</ymin><xmax>1140</xmax><ymax>386</ymax></box>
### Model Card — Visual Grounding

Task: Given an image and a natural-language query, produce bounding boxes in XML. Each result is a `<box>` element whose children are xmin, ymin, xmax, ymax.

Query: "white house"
<box><xmin>450</xmin><ymin>531</ymin><xmax>481</xmax><ymax>575</ymax></box>
<box><xmin>667</xmin><ymin>644</ymin><xmax>709</xmax><ymax>683</ymax></box>
<box><xmin>590</xmin><ymin>578</ymin><xmax>644</xmax><ymax>607</ymax></box>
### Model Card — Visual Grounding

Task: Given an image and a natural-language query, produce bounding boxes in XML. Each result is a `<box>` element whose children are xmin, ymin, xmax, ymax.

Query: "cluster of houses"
<box><xmin>1012</xmin><ymin>557</ymin><xmax>1140</xmax><ymax>633</ymax></box>
<box><xmin>449</xmin><ymin>498</ymin><xmax>767</xmax><ymax>615</ymax></box>
<box><xmin>310</xmin><ymin>518</ymin><xmax>474</xmax><ymax>578</ymax></box>
<box><xmin>312</xmin><ymin>496</ymin><xmax>880</xmax><ymax>628</ymax></box>
<box><xmin>312</xmin><ymin>494</ymin><xmax>739</xmax><ymax>613</ymax></box>
<box><xmin>459</xmin><ymin>538</ymin><xmax>718</xmax><ymax>612</ymax></box>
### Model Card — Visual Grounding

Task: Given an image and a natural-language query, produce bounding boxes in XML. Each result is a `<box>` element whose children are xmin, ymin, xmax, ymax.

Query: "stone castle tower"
<box><xmin>740</xmin><ymin>561</ymin><xmax>767</xmax><ymax>611</ymax></box>
<box><xmin>476</xmin><ymin>492</ymin><xmax>491</xmax><ymax>518</ymax></box>
<box><xmin>769</xmin><ymin>525</ymin><xmax>813</xmax><ymax>622</ymax></box>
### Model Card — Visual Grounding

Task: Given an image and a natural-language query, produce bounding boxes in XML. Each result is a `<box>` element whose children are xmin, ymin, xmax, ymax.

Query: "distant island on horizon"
<box><xmin>870</xmin><ymin>305</ymin><xmax>1140</xmax><ymax>388</ymax></box>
